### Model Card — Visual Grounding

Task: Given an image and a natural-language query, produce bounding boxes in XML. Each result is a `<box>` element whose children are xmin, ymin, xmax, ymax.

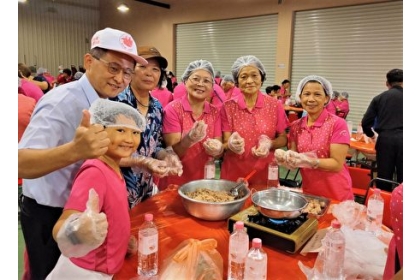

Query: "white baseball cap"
<box><xmin>91</xmin><ymin>27</ymin><xmax>148</xmax><ymax>65</ymax></box>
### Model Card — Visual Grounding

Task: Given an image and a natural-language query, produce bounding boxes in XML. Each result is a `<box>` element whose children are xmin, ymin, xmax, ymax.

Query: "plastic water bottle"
<box><xmin>267</xmin><ymin>160</ymin><xmax>279</xmax><ymax>189</ymax></box>
<box><xmin>244</xmin><ymin>238</ymin><xmax>267</xmax><ymax>280</ymax></box>
<box><xmin>323</xmin><ymin>220</ymin><xmax>345</xmax><ymax>280</ymax></box>
<box><xmin>204</xmin><ymin>157</ymin><xmax>216</xmax><ymax>179</ymax></box>
<box><xmin>137</xmin><ymin>213</ymin><xmax>158</xmax><ymax>276</ymax></box>
<box><xmin>228</xmin><ymin>221</ymin><xmax>249</xmax><ymax>280</ymax></box>
<box><xmin>366</xmin><ymin>188</ymin><xmax>384</xmax><ymax>235</ymax></box>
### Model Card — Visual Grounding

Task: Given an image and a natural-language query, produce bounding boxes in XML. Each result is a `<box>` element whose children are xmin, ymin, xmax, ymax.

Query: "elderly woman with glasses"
<box><xmin>110</xmin><ymin>46</ymin><xmax>183</xmax><ymax>208</ymax></box>
<box><xmin>220</xmin><ymin>55</ymin><xmax>289</xmax><ymax>186</ymax></box>
<box><xmin>162</xmin><ymin>59</ymin><xmax>223</xmax><ymax>186</ymax></box>
<box><xmin>275</xmin><ymin>75</ymin><xmax>353</xmax><ymax>201</ymax></box>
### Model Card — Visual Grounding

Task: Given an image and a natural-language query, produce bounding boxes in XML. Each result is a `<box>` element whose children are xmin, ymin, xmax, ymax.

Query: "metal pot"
<box><xmin>251</xmin><ymin>189</ymin><xmax>308</xmax><ymax>219</ymax></box>
<box><xmin>178</xmin><ymin>179</ymin><xmax>251</xmax><ymax>221</ymax></box>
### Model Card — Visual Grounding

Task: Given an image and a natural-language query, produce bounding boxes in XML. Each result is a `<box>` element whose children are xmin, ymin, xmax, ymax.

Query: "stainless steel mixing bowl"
<box><xmin>251</xmin><ymin>189</ymin><xmax>308</xmax><ymax>219</ymax></box>
<box><xmin>178</xmin><ymin>179</ymin><xmax>251</xmax><ymax>221</ymax></box>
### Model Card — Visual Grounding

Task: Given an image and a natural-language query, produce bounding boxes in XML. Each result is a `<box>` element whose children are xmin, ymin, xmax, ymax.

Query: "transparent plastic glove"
<box><xmin>133</xmin><ymin>154</ymin><xmax>169</xmax><ymax>178</ymax></box>
<box><xmin>188</xmin><ymin>120</ymin><xmax>208</xmax><ymax>143</ymax></box>
<box><xmin>285</xmin><ymin>150</ymin><xmax>318</xmax><ymax>169</ymax></box>
<box><xmin>251</xmin><ymin>135</ymin><xmax>272</xmax><ymax>158</ymax></box>
<box><xmin>203</xmin><ymin>138</ymin><xmax>224</xmax><ymax>157</ymax></box>
<box><xmin>227</xmin><ymin>132</ymin><xmax>245</xmax><ymax>155</ymax></box>
<box><xmin>274</xmin><ymin>149</ymin><xmax>297</xmax><ymax>170</ymax></box>
<box><xmin>163</xmin><ymin>147</ymin><xmax>183</xmax><ymax>176</ymax></box>
<box><xmin>56</xmin><ymin>188</ymin><xmax>108</xmax><ymax>258</ymax></box>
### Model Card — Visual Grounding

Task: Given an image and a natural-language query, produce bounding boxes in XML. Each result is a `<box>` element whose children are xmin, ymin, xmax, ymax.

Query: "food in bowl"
<box><xmin>178</xmin><ymin>179</ymin><xmax>250</xmax><ymax>221</ymax></box>
<box><xmin>302</xmin><ymin>198</ymin><xmax>326</xmax><ymax>215</ymax></box>
<box><xmin>185</xmin><ymin>188</ymin><xmax>235</xmax><ymax>202</ymax></box>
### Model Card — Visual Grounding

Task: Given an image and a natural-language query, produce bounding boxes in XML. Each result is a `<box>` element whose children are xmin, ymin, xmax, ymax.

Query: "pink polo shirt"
<box><xmin>325</xmin><ymin>100</ymin><xmax>337</xmax><ymax>115</ymax></box>
<box><xmin>289</xmin><ymin>109</ymin><xmax>353</xmax><ymax>201</ymax></box>
<box><xmin>151</xmin><ymin>87</ymin><xmax>173</xmax><ymax>108</ymax></box>
<box><xmin>21</xmin><ymin>79</ymin><xmax>43</xmax><ymax>102</ymax></box>
<box><xmin>336</xmin><ymin>100</ymin><xmax>349</xmax><ymax>118</ymax></box>
<box><xmin>173</xmin><ymin>83</ymin><xmax>187</xmax><ymax>100</ymax></box>
<box><xmin>210</xmin><ymin>84</ymin><xmax>226</xmax><ymax>109</ymax></box>
<box><xmin>220</xmin><ymin>91</ymin><xmax>289</xmax><ymax>185</ymax></box>
<box><xmin>163</xmin><ymin>95</ymin><xmax>221</xmax><ymax>186</ymax></box>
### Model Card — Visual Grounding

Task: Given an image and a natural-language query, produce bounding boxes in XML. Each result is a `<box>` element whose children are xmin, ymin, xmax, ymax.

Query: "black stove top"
<box><xmin>247</xmin><ymin>213</ymin><xmax>309</xmax><ymax>235</ymax></box>
<box><xmin>228</xmin><ymin>206</ymin><xmax>318</xmax><ymax>253</ymax></box>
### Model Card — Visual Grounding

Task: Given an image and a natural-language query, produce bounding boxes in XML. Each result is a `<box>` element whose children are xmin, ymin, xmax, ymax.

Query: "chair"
<box><xmin>279</xmin><ymin>168</ymin><xmax>301</xmax><ymax>188</ymax></box>
<box><xmin>363</xmin><ymin>178</ymin><xmax>400</xmax><ymax>230</ymax></box>
<box><xmin>348</xmin><ymin>166</ymin><xmax>371</xmax><ymax>204</ymax></box>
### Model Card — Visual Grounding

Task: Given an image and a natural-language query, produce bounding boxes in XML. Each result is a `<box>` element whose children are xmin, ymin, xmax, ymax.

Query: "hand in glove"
<box><xmin>188</xmin><ymin>120</ymin><xmax>208</xmax><ymax>143</ymax></box>
<box><xmin>163</xmin><ymin>147</ymin><xmax>183</xmax><ymax>176</ymax></box>
<box><xmin>203</xmin><ymin>138</ymin><xmax>224</xmax><ymax>157</ymax></box>
<box><xmin>56</xmin><ymin>188</ymin><xmax>108</xmax><ymax>258</ymax></box>
<box><xmin>251</xmin><ymin>135</ymin><xmax>272</xmax><ymax>158</ymax></box>
<box><xmin>285</xmin><ymin>150</ymin><xmax>318</xmax><ymax>169</ymax></box>
<box><xmin>228</xmin><ymin>132</ymin><xmax>245</xmax><ymax>155</ymax></box>
<box><xmin>134</xmin><ymin>156</ymin><xmax>169</xmax><ymax>178</ymax></box>
<box><xmin>274</xmin><ymin>149</ymin><xmax>297</xmax><ymax>170</ymax></box>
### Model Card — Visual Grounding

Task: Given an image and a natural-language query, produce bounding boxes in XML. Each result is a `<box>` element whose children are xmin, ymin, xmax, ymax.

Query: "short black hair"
<box><xmin>281</xmin><ymin>79</ymin><xmax>290</xmax><ymax>85</ymax></box>
<box><xmin>272</xmin><ymin>85</ymin><xmax>280</xmax><ymax>91</ymax></box>
<box><xmin>386</xmin><ymin>69</ymin><xmax>403</xmax><ymax>85</ymax></box>
<box><xmin>265</xmin><ymin>86</ymin><xmax>273</xmax><ymax>94</ymax></box>
<box><xmin>63</xmin><ymin>68</ymin><xmax>72</xmax><ymax>76</ymax></box>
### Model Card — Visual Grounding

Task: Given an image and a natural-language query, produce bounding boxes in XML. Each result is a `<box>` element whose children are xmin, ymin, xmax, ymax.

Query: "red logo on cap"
<box><xmin>120</xmin><ymin>35</ymin><xmax>134</xmax><ymax>50</ymax></box>
<box><xmin>91</xmin><ymin>35</ymin><xmax>100</xmax><ymax>47</ymax></box>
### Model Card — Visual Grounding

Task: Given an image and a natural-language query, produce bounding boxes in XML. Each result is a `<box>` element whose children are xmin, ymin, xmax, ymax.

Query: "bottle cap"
<box><xmin>252</xmin><ymin>238</ymin><xmax>262</xmax><ymax>248</ymax></box>
<box><xmin>331</xmin><ymin>219</ymin><xmax>341</xmax><ymax>229</ymax></box>
<box><xmin>235</xmin><ymin>221</ymin><xmax>244</xmax><ymax>230</ymax></box>
<box><xmin>145</xmin><ymin>213</ymin><xmax>153</xmax><ymax>221</ymax></box>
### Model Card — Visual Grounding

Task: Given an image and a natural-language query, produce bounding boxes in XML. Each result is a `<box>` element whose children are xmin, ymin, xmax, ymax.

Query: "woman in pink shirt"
<box><xmin>336</xmin><ymin>91</ymin><xmax>350</xmax><ymax>119</ymax></box>
<box><xmin>276</xmin><ymin>75</ymin><xmax>353</xmax><ymax>201</ymax></box>
<box><xmin>163</xmin><ymin>60</ymin><xmax>223</xmax><ymax>186</ymax></box>
<box><xmin>151</xmin><ymin>78</ymin><xmax>173</xmax><ymax>108</ymax></box>
<box><xmin>220</xmin><ymin>55</ymin><xmax>289</xmax><ymax>186</ymax></box>
<box><xmin>220</xmin><ymin>74</ymin><xmax>237</xmax><ymax>100</ymax></box>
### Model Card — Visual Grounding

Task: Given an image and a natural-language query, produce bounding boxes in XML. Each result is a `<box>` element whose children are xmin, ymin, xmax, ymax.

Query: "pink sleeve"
<box><xmin>330</xmin><ymin>118</ymin><xmax>350</xmax><ymax>145</ymax></box>
<box><xmin>65</xmin><ymin>165</ymin><xmax>105</xmax><ymax>212</ymax></box>
<box><xmin>163</xmin><ymin>104</ymin><xmax>181</xmax><ymax>133</ymax></box>
<box><xmin>276</xmin><ymin>100</ymin><xmax>289</xmax><ymax>133</ymax></box>
<box><xmin>326</xmin><ymin>102</ymin><xmax>336</xmax><ymax>114</ymax></box>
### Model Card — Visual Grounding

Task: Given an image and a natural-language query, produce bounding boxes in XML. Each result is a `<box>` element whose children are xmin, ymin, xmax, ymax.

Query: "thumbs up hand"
<box><xmin>75</xmin><ymin>188</ymin><xmax>108</xmax><ymax>246</ymax></box>
<box><xmin>73</xmin><ymin>109</ymin><xmax>110</xmax><ymax>160</ymax></box>
<box><xmin>56</xmin><ymin>188</ymin><xmax>108</xmax><ymax>258</ymax></box>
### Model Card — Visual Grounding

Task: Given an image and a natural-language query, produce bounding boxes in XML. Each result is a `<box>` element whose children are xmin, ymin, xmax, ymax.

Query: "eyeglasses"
<box><xmin>188</xmin><ymin>76</ymin><xmax>213</xmax><ymax>87</ymax></box>
<box><xmin>92</xmin><ymin>55</ymin><xmax>134</xmax><ymax>80</ymax></box>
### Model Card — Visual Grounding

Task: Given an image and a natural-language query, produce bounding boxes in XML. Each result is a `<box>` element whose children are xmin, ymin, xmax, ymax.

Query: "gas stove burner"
<box><xmin>268</xmin><ymin>218</ymin><xmax>287</xmax><ymax>225</ymax></box>
<box><xmin>247</xmin><ymin>212</ymin><xmax>309</xmax><ymax>235</ymax></box>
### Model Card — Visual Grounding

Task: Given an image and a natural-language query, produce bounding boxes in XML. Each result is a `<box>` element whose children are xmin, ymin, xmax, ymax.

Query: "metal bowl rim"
<box><xmin>178</xmin><ymin>179</ymin><xmax>251</xmax><ymax>205</ymax></box>
<box><xmin>251</xmin><ymin>189</ymin><xmax>308</xmax><ymax>211</ymax></box>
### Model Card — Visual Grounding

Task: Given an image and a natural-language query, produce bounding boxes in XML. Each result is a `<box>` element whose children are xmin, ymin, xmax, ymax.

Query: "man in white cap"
<box><xmin>18</xmin><ymin>27</ymin><xmax>147</xmax><ymax>280</ymax></box>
